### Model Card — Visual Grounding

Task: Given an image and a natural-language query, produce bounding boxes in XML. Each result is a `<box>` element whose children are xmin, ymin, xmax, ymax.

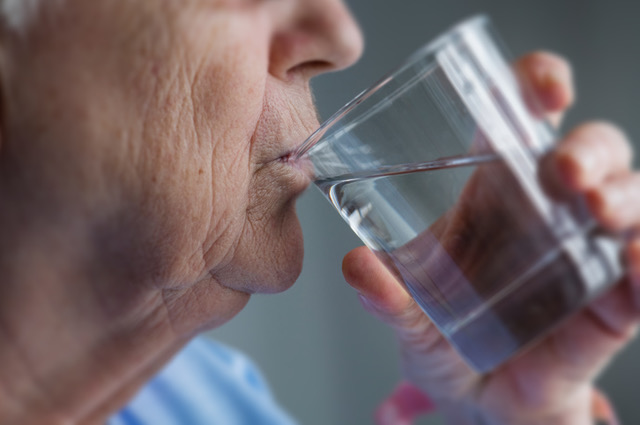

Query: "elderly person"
<box><xmin>0</xmin><ymin>0</ymin><xmax>638</xmax><ymax>424</ymax></box>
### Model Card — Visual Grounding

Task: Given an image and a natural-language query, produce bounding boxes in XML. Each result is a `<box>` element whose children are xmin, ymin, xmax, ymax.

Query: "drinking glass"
<box><xmin>296</xmin><ymin>15</ymin><xmax>620</xmax><ymax>372</ymax></box>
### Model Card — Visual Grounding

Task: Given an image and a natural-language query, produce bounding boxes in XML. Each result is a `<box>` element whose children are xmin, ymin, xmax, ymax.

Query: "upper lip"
<box><xmin>264</xmin><ymin>130</ymin><xmax>315</xmax><ymax>164</ymax></box>
<box><xmin>251</xmin><ymin>89</ymin><xmax>320</xmax><ymax>168</ymax></box>
<box><xmin>276</xmin><ymin>146</ymin><xmax>302</xmax><ymax>162</ymax></box>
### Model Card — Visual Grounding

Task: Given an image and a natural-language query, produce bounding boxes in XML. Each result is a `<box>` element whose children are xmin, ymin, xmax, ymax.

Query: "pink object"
<box><xmin>592</xmin><ymin>388</ymin><xmax>620</xmax><ymax>425</ymax></box>
<box><xmin>374</xmin><ymin>381</ymin><xmax>436</xmax><ymax>425</ymax></box>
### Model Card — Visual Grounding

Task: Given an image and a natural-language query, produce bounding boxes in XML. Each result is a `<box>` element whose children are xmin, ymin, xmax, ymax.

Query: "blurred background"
<box><xmin>209</xmin><ymin>0</ymin><xmax>640</xmax><ymax>423</ymax></box>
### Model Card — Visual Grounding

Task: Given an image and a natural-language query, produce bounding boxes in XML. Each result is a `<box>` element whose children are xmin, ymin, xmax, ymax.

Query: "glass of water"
<box><xmin>296</xmin><ymin>15</ymin><xmax>620</xmax><ymax>372</ymax></box>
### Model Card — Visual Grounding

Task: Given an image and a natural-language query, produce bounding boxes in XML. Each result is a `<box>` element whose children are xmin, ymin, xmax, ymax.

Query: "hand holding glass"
<box><xmin>296</xmin><ymin>16</ymin><xmax>620</xmax><ymax>372</ymax></box>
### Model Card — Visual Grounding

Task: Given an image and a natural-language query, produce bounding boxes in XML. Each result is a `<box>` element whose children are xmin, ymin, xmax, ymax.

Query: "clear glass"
<box><xmin>297</xmin><ymin>15</ymin><xmax>621</xmax><ymax>372</ymax></box>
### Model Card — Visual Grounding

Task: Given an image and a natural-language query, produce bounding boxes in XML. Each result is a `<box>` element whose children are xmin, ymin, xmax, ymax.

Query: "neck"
<box><xmin>0</xmin><ymin>216</ymin><xmax>186</xmax><ymax>424</ymax></box>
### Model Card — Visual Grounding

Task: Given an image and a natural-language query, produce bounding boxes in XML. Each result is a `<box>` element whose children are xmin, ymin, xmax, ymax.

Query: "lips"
<box><xmin>279</xmin><ymin>149</ymin><xmax>315</xmax><ymax>180</ymax></box>
<box><xmin>250</xmin><ymin>83</ymin><xmax>320</xmax><ymax>189</ymax></box>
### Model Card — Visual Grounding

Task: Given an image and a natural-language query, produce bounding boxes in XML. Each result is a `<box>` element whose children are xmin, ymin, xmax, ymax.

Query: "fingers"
<box><xmin>343</xmin><ymin>247</ymin><xmax>474</xmax><ymax>396</ymax></box>
<box><xmin>586</xmin><ymin>173</ymin><xmax>640</xmax><ymax>232</ymax></box>
<box><xmin>514</xmin><ymin>51</ymin><xmax>574</xmax><ymax>127</ymax></box>
<box><xmin>342</xmin><ymin>246</ymin><xmax>413</xmax><ymax>317</ymax></box>
<box><xmin>554</xmin><ymin>121</ymin><xmax>632</xmax><ymax>191</ymax></box>
<box><xmin>517</xmin><ymin>289</ymin><xmax>635</xmax><ymax>391</ymax></box>
<box><xmin>627</xmin><ymin>237</ymin><xmax>640</xmax><ymax>308</ymax></box>
<box><xmin>342</xmin><ymin>247</ymin><xmax>440</xmax><ymax>346</ymax></box>
<box><xmin>545</xmin><ymin>239</ymin><xmax>640</xmax><ymax>384</ymax></box>
<box><xmin>592</xmin><ymin>388</ymin><xmax>621</xmax><ymax>425</ymax></box>
<box><xmin>587</xmin><ymin>276</ymin><xmax>639</xmax><ymax>342</ymax></box>
<box><xmin>552</xmin><ymin>121</ymin><xmax>640</xmax><ymax>305</ymax></box>
<box><xmin>342</xmin><ymin>246</ymin><xmax>428</xmax><ymax>334</ymax></box>
<box><xmin>552</xmin><ymin>121</ymin><xmax>640</xmax><ymax>233</ymax></box>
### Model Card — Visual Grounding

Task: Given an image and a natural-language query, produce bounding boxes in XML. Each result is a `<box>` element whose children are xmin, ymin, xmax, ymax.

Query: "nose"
<box><xmin>268</xmin><ymin>0</ymin><xmax>364</xmax><ymax>80</ymax></box>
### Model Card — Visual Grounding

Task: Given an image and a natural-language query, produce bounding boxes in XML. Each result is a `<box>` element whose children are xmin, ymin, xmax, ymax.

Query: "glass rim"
<box><xmin>295</xmin><ymin>14</ymin><xmax>490</xmax><ymax>159</ymax></box>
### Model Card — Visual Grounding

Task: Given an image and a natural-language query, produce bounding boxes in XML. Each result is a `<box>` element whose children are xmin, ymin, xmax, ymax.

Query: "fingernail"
<box><xmin>538</xmin><ymin>67</ymin><xmax>562</xmax><ymax>89</ymax></box>
<box><xmin>555</xmin><ymin>145</ymin><xmax>598</xmax><ymax>190</ymax></box>
<box><xmin>536</xmin><ymin>67</ymin><xmax>571</xmax><ymax>109</ymax></box>
<box><xmin>585</xmin><ymin>188</ymin><xmax>623</xmax><ymax>231</ymax></box>
<box><xmin>594</xmin><ymin>413</ymin><xmax>620</xmax><ymax>425</ymax></box>
<box><xmin>593</xmin><ymin>388</ymin><xmax>621</xmax><ymax>425</ymax></box>
<box><xmin>555</xmin><ymin>150</ymin><xmax>584</xmax><ymax>189</ymax></box>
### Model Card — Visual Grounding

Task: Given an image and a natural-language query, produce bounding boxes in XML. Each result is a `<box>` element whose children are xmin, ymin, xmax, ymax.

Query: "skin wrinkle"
<box><xmin>587</xmin><ymin>294</ymin><xmax>639</xmax><ymax>341</ymax></box>
<box><xmin>12</xmin><ymin>3</ymin><xmax>624</xmax><ymax>425</ymax></box>
<box><xmin>547</xmin><ymin>334</ymin><xmax>595</xmax><ymax>384</ymax></box>
<box><xmin>288</xmin><ymin>84</ymin><xmax>317</xmax><ymax>138</ymax></box>
<box><xmin>184</xmin><ymin>79</ymin><xmax>212</xmax><ymax>277</ymax></box>
<box><xmin>148</xmin><ymin>65</ymin><xmax>206</xmax><ymax>281</ymax></box>
<box><xmin>247</xmin><ymin>81</ymin><xmax>277</xmax><ymax>172</ymax></box>
<box><xmin>582</xmin><ymin>305</ymin><xmax>631</xmax><ymax>345</ymax></box>
<box><xmin>500</xmin><ymin>334</ymin><xmax>593</xmax><ymax>419</ymax></box>
<box><xmin>400</xmin><ymin>338</ymin><xmax>462</xmax><ymax>386</ymax></box>
<box><xmin>161</xmin><ymin>286</ymin><xmax>190</xmax><ymax>337</ymax></box>
<box><xmin>8</xmin><ymin>319</ymin><xmax>61</xmax><ymax>417</ymax></box>
<box><xmin>224</xmin><ymin>79</ymin><xmax>310</xmax><ymax>290</ymax></box>
<box><xmin>0</xmin><ymin>313</ymin><xmax>47</xmax><ymax>419</ymax></box>
<box><xmin>4</xmin><ymin>2</ymin><xmax>640</xmax><ymax>425</ymax></box>
<box><xmin>77</xmin><ymin>313</ymin><xmax>185</xmax><ymax>424</ymax></box>
<box><xmin>0</xmin><ymin>0</ymin><xmax>364</xmax><ymax>422</ymax></box>
<box><xmin>206</xmin><ymin>135</ymin><xmax>252</xmax><ymax>267</ymax></box>
<box><xmin>70</xmin><ymin>305</ymin><xmax>158</xmax><ymax>422</ymax></box>
<box><xmin>193</xmin><ymin>63</ymin><xmax>223</xmax><ymax>272</ymax></box>
<box><xmin>499</xmin><ymin>365</ymin><xmax>550</xmax><ymax>421</ymax></box>
<box><xmin>11</xmin><ymin>276</ymin><xmax>119</xmax><ymax>424</ymax></box>
<box><xmin>511</xmin><ymin>388</ymin><xmax>589</xmax><ymax>425</ymax></box>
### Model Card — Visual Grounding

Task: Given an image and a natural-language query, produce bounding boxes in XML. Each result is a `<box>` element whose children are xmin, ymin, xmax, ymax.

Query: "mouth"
<box><xmin>276</xmin><ymin>149</ymin><xmax>316</xmax><ymax>184</ymax></box>
<box><xmin>251</xmin><ymin>145</ymin><xmax>315</xmax><ymax>200</ymax></box>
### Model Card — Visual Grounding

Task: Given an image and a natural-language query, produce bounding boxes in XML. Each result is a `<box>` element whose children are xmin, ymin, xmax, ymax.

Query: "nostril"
<box><xmin>268</xmin><ymin>0</ymin><xmax>363</xmax><ymax>81</ymax></box>
<box><xmin>287</xmin><ymin>60</ymin><xmax>334</xmax><ymax>78</ymax></box>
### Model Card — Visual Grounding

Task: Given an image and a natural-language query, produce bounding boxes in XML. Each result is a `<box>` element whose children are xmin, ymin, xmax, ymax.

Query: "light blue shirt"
<box><xmin>108</xmin><ymin>338</ymin><xmax>297</xmax><ymax>425</ymax></box>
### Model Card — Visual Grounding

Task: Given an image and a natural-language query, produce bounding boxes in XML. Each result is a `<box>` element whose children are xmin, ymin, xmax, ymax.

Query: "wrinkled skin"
<box><xmin>344</xmin><ymin>53</ymin><xmax>640</xmax><ymax>425</ymax></box>
<box><xmin>0</xmin><ymin>0</ymin><xmax>362</xmax><ymax>423</ymax></box>
<box><xmin>0</xmin><ymin>1</ymin><xmax>638</xmax><ymax>425</ymax></box>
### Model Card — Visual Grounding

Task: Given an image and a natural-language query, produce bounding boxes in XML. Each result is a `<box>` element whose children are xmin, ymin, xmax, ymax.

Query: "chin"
<box><xmin>218</xmin><ymin>207</ymin><xmax>306</xmax><ymax>295</ymax></box>
<box><xmin>261</xmin><ymin>215</ymin><xmax>306</xmax><ymax>294</ymax></box>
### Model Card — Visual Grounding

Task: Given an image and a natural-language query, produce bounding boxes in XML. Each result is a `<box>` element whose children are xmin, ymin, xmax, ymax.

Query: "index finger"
<box><xmin>514</xmin><ymin>51</ymin><xmax>574</xmax><ymax>128</ymax></box>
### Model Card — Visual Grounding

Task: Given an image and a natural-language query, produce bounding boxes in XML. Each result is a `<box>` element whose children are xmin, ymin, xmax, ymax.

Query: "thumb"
<box><xmin>343</xmin><ymin>246</ymin><xmax>481</xmax><ymax>404</ymax></box>
<box><xmin>342</xmin><ymin>246</ymin><xmax>422</xmax><ymax>329</ymax></box>
<box><xmin>342</xmin><ymin>247</ymin><xmax>441</xmax><ymax>350</ymax></box>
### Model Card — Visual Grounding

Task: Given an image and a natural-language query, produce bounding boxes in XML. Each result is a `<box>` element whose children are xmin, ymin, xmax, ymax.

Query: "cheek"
<box><xmin>141</xmin><ymin>13</ymin><xmax>272</xmax><ymax>278</ymax></box>
<box><xmin>67</xmin><ymin>18</ymin><xmax>272</xmax><ymax>286</ymax></box>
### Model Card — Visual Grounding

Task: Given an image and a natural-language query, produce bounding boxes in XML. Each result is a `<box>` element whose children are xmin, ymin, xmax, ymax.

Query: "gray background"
<box><xmin>209</xmin><ymin>1</ymin><xmax>640</xmax><ymax>424</ymax></box>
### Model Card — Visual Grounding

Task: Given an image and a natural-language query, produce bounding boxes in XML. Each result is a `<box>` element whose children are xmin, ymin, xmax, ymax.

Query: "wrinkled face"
<box><xmin>0</xmin><ymin>0</ymin><xmax>362</xmax><ymax>295</ymax></box>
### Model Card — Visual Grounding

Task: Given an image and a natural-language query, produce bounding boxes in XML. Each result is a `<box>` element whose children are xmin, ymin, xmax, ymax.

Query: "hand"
<box><xmin>343</xmin><ymin>52</ymin><xmax>639</xmax><ymax>425</ymax></box>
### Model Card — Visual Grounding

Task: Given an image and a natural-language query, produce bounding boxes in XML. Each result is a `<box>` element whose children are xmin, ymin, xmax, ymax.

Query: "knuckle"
<box><xmin>592</xmin><ymin>120</ymin><xmax>627</xmax><ymax>140</ymax></box>
<box><xmin>520</xmin><ymin>50</ymin><xmax>566</xmax><ymax>67</ymax></box>
<box><xmin>567</xmin><ymin>121</ymin><xmax>631</xmax><ymax>157</ymax></box>
<box><xmin>580</xmin><ymin>120</ymin><xmax>627</xmax><ymax>144</ymax></box>
<box><xmin>524</xmin><ymin>50</ymin><xmax>573</xmax><ymax>79</ymax></box>
<box><xmin>540</xmin><ymin>50</ymin><xmax>572</xmax><ymax>75</ymax></box>
<box><xmin>586</xmin><ymin>188</ymin><xmax>621</xmax><ymax>230</ymax></box>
